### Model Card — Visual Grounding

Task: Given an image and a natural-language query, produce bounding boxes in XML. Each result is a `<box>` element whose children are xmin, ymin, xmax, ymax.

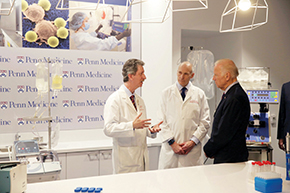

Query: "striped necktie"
<box><xmin>130</xmin><ymin>95</ymin><xmax>137</xmax><ymax>110</ymax></box>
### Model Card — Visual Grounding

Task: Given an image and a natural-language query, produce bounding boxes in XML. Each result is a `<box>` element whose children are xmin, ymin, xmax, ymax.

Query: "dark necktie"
<box><xmin>130</xmin><ymin>95</ymin><xmax>137</xmax><ymax>110</ymax></box>
<box><xmin>221</xmin><ymin>93</ymin><xmax>226</xmax><ymax>101</ymax></box>
<box><xmin>181</xmin><ymin>87</ymin><xmax>187</xmax><ymax>101</ymax></box>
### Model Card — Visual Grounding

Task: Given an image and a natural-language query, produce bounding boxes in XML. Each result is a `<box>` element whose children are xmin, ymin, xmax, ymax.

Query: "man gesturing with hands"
<box><xmin>104</xmin><ymin>59</ymin><xmax>162</xmax><ymax>174</ymax></box>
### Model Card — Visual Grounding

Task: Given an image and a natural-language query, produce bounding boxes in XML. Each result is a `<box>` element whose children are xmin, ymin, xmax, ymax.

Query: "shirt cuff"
<box><xmin>190</xmin><ymin>136</ymin><xmax>199</xmax><ymax>145</ymax></box>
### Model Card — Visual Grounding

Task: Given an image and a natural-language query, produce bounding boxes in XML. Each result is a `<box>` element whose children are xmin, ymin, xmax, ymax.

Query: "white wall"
<box><xmin>141</xmin><ymin>2</ymin><xmax>173</xmax><ymax>125</ymax></box>
<box><xmin>174</xmin><ymin>0</ymin><xmax>290</xmax><ymax>167</ymax></box>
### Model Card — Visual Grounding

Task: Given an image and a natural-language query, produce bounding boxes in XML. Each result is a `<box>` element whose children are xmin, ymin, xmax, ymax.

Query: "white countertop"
<box><xmin>0</xmin><ymin>138</ymin><xmax>162</xmax><ymax>158</ymax></box>
<box><xmin>26</xmin><ymin>162</ymin><xmax>290</xmax><ymax>193</ymax></box>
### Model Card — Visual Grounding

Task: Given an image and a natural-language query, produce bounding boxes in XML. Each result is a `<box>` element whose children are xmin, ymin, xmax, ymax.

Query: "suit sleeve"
<box><xmin>204</xmin><ymin>97</ymin><xmax>247</xmax><ymax>158</ymax></box>
<box><xmin>277</xmin><ymin>84</ymin><xmax>286</xmax><ymax>139</ymax></box>
<box><xmin>103</xmin><ymin>94</ymin><xmax>135</xmax><ymax>138</ymax></box>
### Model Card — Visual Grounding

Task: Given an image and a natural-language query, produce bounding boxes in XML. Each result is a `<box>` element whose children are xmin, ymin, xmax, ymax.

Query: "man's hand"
<box><xmin>278</xmin><ymin>139</ymin><xmax>285</xmax><ymax>151</ymax></box>
<box><xmin>171</xmin><ymin>142</ymin><xmax>185</xmax><ymax>154</ymax></box>
<box><xmin>149</xmin><ymin>121</ymin><xmax>163</xmax><ymax>133</ymax></box>
<box><xmin>180</xmin><ymin>140</ymin><xmax>195</xmax><ymax>155</ymax></box>
<box><xmin>133</xmin><ymin>112</ymin><xmax>151</xmax><ymax>129</ymax></box>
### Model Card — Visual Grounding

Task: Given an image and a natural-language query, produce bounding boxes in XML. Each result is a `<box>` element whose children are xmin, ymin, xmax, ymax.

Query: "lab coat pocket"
<box><xmin>184</xmin><ymin>102</ymin><xmax>200</xmax><ymax>119</ymax></box>
<box><xmin>118</xmin><ymin>146</ymin><xmax>143</xmax><ymax>169</ymax></box>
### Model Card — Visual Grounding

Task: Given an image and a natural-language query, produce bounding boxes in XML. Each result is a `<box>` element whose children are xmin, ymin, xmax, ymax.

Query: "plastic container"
<box><xmin>255</xmin><ymin>177</ymin><xmax>282</xmax><ymax>193</ymax></box>
<box><xmin>74</xmin><ymin>187</ymin><xmax>82</xmax><ymax>192</ymax></box>
<box><xmin>81</xmin><ymin>187</ymin><xmax>89</xmax><ymax>192</ymax></box>
<box><xmin>35</xmin><ymin>62</ymin><xmax>48</xmax><ymax>94</ymax></box>
<box><xmin>88</xmin><ymin>188</ymin><xmax>95</xmax><ymax>193</ymax></box>
<box><xmin>95</xmin><ymin>188</ymin><xmax>103</xmax><ymax>193</ymax></box>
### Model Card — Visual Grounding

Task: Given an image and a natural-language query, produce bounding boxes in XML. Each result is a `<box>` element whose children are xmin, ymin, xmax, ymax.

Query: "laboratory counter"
<box><xmin>26</xmin><ymin>162</ymin><xmax>290</xmax><ymax>193</ymax></box>
<box><xmin>0</xmin><ymin>138</ymin><xmax>162</xmax><ymax>158</ymax></box>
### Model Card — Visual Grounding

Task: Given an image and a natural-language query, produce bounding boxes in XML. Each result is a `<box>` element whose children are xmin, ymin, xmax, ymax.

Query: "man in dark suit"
<box><xmin>277</xmin><ymin>81</ymin><xmax>290</xmax><ymax>151</ymax></box>
<box><xmin>204</xmin><ymin>59</ymin><xmax>250</xmax><ymax>164</ymax></box>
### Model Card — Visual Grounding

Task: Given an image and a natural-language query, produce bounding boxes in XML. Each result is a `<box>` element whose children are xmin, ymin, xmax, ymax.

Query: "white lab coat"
<box><xmin>71</xmin><ymin>31</ymin><xmax>118</xmax><ymax>50</ymax></box>
<box><xmin>158</xmin><ymin>83</ymin><xmax>210</xmax><ymax>169</ymax></box>
<box><xmin>103</xmin><ymin>87</ymin><xmax>156</xmax><ymax>174</ymax></box>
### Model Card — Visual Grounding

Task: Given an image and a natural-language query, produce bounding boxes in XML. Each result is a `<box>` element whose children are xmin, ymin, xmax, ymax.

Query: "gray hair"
<box><xmin>69</xmin><ymin>12</ymin><xmax>87</xmax><ymax>31</ymax></box>
<box><xmin>215</xmin><ymin>59</ymin><xmax>239</xmax><ymax>78</ymax></box>
<box><xmin>122</xmin><ymin>59</ymin><xmax>145</xmax><ymax>82</ymax></box>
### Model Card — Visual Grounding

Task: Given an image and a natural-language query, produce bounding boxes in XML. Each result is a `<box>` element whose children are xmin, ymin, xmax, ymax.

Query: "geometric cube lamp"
<box><xmin>172</xmin><ymin>0</ymin><xmax>208</xmax><ymax>12</ymax></box>
<box><xmin>120</xmin><ymin>0</ymin><xmax>208</xmax><ymax>23</ymax></box>
<box><xmin>120</xmin><ymin>0</ymin><xmax>172</xmax><ymax>23</ymax></box>
<box><xmin>56</xmin><ymin>0</ymin><xmax>103</xmax><ymax>10</ymax></box>
<box><xmin>220</xmin><ymin>0</ymin><xmax>268</xmax><ymax>33</ymax></box>
<box><xmin>0</xmin><ymin>0</ymin><xmax>16</xmax><ymax>15</ymax></box>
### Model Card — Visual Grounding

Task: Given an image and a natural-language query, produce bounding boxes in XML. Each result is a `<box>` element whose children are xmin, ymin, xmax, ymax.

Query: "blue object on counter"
<box><xmin>286</xmin><ymin>153</ymin><xmax>290</xmax><ymax>180</ymax></box>
<box><xmin>81</xmin><ymin>187</ymin><xmax>89</xmax><ymax>192</ymax></box>
<box><xmin>74</xmin><ymin>187</ymin><xmax>82</xmax><ymax>192</ymax></box>
<box><xmin>255</xmin><ymin>177</ymin><xmax>282</xmax><ymax>193</ymax></box>
<box><xmin>88</xmin><ymin>187</ymin><xmax>95</xmax><ymax>192</ymax></box>
<box><xmin>95</xmin><ymin>187</ymin><xmax>103</xmax><ymax>192</ymax></box>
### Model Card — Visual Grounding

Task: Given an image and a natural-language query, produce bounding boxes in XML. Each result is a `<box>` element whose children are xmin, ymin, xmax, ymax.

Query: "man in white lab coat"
<box><xmin>158</xmin><ymin>61</ymin><xmax>210</xmax><ymax>169</ymax></box>
<box><xmin>104</xmin><ymin>58</ymin><xmax>162</xmax><ymax>174</ymax></box>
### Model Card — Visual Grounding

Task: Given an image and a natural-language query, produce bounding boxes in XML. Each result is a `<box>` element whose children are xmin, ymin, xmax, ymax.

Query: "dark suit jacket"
<box><xmin>277</xmin><ymin>81</ymin><xmax>290</xmax><ymax>141</ymax></box>
<box><xmin>204</xmin><ymin>83</ymin><xmax>250</xmax><ymax>164</ymax></box>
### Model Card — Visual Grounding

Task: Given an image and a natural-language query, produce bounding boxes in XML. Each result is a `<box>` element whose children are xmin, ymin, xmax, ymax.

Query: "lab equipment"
<box><xmin>51</xmin><ymin>62</ymin><xmax>63</xmax><ymax>99</ymax></box>
<box><xmin>35</xmin><ymin>62</ymin><xmax>49</xmax><ymax>94</ymax></box>
<box><xmin>246</xmin><ymin>90</ymin><xmax>279</xmax><ymax>144</ymax></box>
<box><xmin>247</xmin><ymin>112</ymin><xmax>270</xmax><ymax>144</ymax></box>
<box><xmin>250</xmin><ymin>161</ymin><xmax>277</xmax><ymax>182</ymax></box>
<box><xmin>11</xmin><ymin>139</ymin><xmax>61</xmax><ymax>183</ymax></box>
<box><xmin>187</xmin><ymin>48</ymin><xmax>215</xmax><ymax>99</ymax></box>
<box><xmin>286</xmin><ymin>132</ymin><xmax>290</xmax><ymax>180</ymax></box>
<box><xmin>238</xmin><ymin>67</ymin><xmax>269</xmax><ymax>90</ymax></box>
<box><xmin>0</xmin><ymin>161</ymin><xmax>27</xmax><ymax>193</ymax></box>
<box><xmin>112</xmin><ymin>21</ymin><xmax>131</xmax><ymax>52</ymax></box>
<box><xmin>286</xmin><ymin>132</ymin><xmax>290</xmax><ymax>154</ymax></box>
<box><xmin>255</xmin><ymin>172</ymin><xmax>282</xmax><ymax>193</ymax></box>
<box><xmin>247</xmin><ymin>90</ymin><xmax>279</xmax><ymax>104</ymax></box>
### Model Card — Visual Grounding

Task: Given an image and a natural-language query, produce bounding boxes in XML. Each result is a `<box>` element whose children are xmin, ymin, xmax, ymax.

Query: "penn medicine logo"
<box><xmin>63</xmin><ymin>100</ymin><xmax>69</xmax><ymax>107</ymax></box>
<box><xmin>77</xmin><ymin>115</ymin><xmax>84</xmax><ymax>123</ymax></box>
<box><xmin>0</xmin><ymin>70</ymin><xmax>7</xmax><ymax>77</ymax></box>
<box><xmin>17</xmin><ymin>85</ymin><xmax>25</xmax><ymax>93</ymax></box>
<box><xmin>0</xmin><ymin>101</ymin><xmax>8</xmax><ymax>109</ymax></box>
<box><xmin>77</xmin><ymin>85</ymin><xmax>84</xmax><ymax>92</ymax></box>
<box><xmin>63</xmin><ymin>71</ymin><xmax>69</xmax><ymax>78</ymax></box>
<box><xmin>17</xmin><ymin>56</ymin><xmax>25</xmax><ymax>63</ymax></box>
<box><xmin>17</xmin><ymin>118</ymin><xmax>25</xmax><ymax>125</ymax></box>
<box><xmin>77</xmin><ymin>58</ymin><xmax>84</xmax><ymax>65</ymax></box>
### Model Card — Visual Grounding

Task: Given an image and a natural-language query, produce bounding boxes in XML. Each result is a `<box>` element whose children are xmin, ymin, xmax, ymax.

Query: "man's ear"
<box><xmin>128</xmin><ymin>73</ymin><xmax>133</xmax><ymax>81</ymax></box>
<box><xmin>225</xmin><ymin>72</ymin><xmax>230</xmax><ymax>81</ymax></box>
<box><xmin>191</xmin><ymin>72</ymin><xmax>195</xmax><ymax>79</ymax></box>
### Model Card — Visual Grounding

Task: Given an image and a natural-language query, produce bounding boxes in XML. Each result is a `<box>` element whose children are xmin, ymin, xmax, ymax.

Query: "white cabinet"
<box><xmin>99</xmin><ymin>150</ymin><xmax>113</xmax><ymax>175</ymax></box>
<box><xmin>58</xmin><ymin>153</ymin><xmax>67</xmax><ymax>180</ymax></box>
<box><xmin>54</xmin><ymin>145</ymin><xmax>161</xmax><ymax>180</ymax></box>
<box><xmin>148</xmin><ymin>146</ymin><xmax>160</xmax><ymax>170</ymax></box>
<box><xmin>66</xmin><ymin>151</ymin><xmax>99</xmax><ymax>179</ymax></box>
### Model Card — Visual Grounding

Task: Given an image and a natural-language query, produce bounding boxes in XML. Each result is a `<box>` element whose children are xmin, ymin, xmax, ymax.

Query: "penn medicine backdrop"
<box><xmin>0</xmin><ymin>0</ymin><xmax>141</xmax><ymax>134</ymax></box>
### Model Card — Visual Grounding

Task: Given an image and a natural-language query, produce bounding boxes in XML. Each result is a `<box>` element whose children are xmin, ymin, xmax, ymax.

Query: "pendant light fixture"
<box><xmin>220</xmin><ymin>0</ymin><xmax>268</xmax><ymax>33</ymax></box>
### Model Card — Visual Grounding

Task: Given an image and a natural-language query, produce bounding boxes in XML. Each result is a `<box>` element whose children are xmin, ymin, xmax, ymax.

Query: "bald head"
<box><xmin>177</xmin><ymin>61</ymin><xmax>194</xmax><ymax>87</ymax></box>
<box><xmin>213</xmin><ymin>59</ymin><xmax>239</xmax><ymax>91</ymax></box>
